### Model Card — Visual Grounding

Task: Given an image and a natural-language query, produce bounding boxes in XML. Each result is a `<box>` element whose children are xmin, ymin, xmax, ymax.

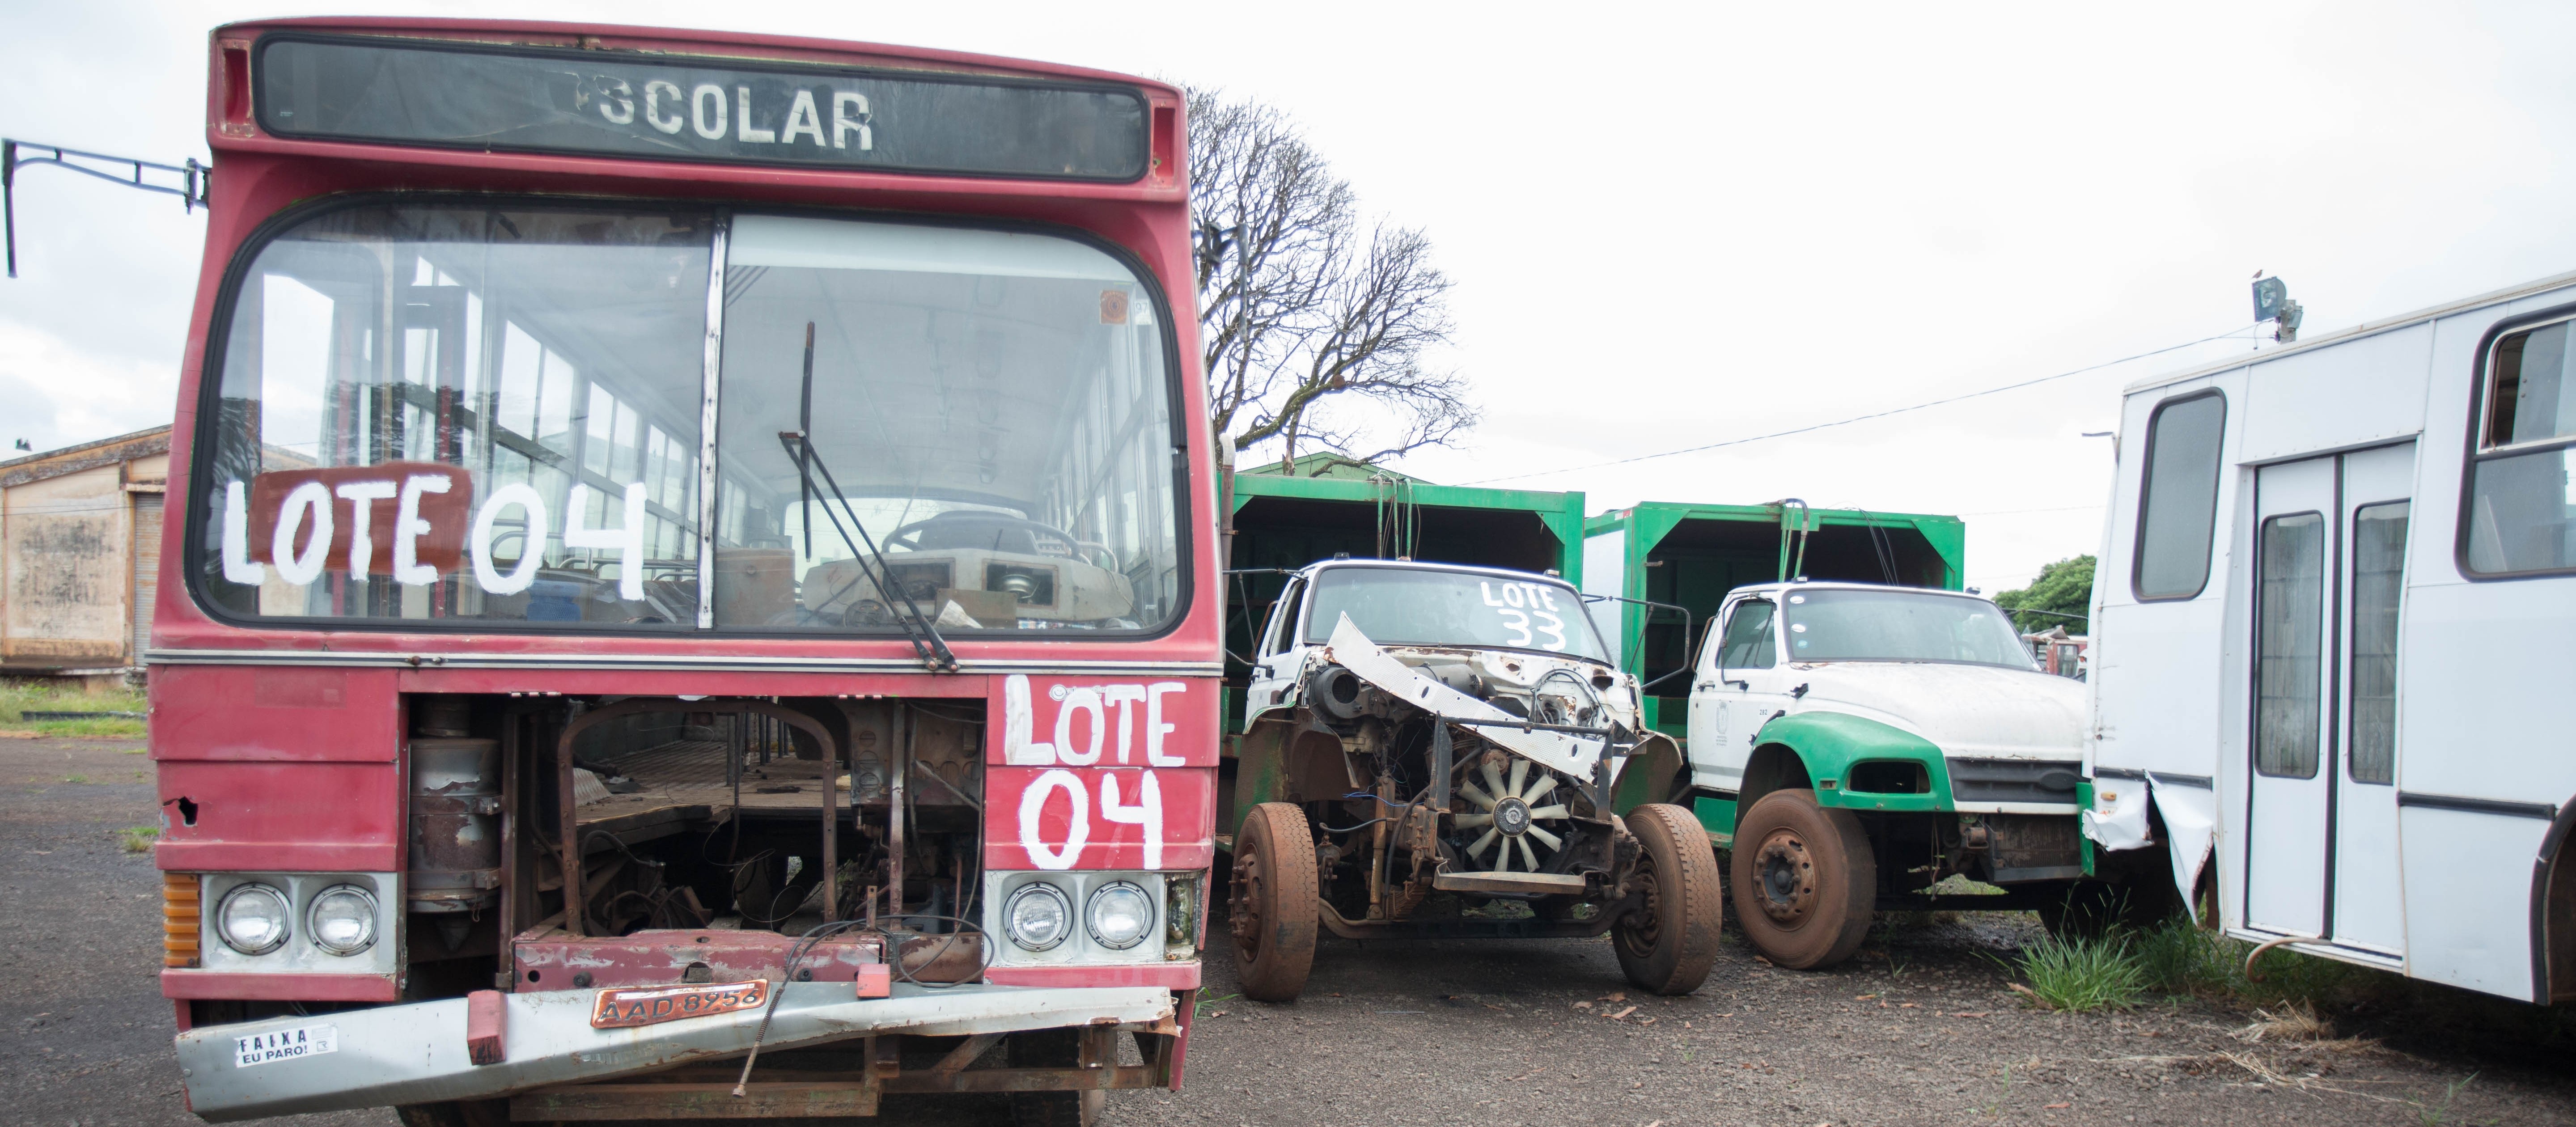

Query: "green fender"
<box><xmin>1745</xmin><ymin>710</ymin><xmax>1954</xmax><ymax>815</ymax></box>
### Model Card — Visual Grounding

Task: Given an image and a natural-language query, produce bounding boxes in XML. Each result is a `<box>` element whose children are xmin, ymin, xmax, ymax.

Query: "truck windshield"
<box><xmin>1302</xmin><ymin>568</ymin><xmax>1610</xmax><ymax>662</ymax></box>
<box><xmin>193</xmin><ymin>203</ymin><xmax>1182</xmax><ymax>634</ymax></box>
<box><xmin>1777</xmin><ymin>589</ymin><xmax>2034</xmax><ymax>669</ymax></box>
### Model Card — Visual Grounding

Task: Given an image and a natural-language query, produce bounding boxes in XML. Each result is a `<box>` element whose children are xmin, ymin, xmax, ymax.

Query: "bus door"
<box><xmin>2243</xmin><ymin>444</ymin><xmax>2414</xmax><ymax>948</ymax></box>
<box><xmin>2330</xmin><ymin>443</ymin><xmax>2413</xmax><ymax>953</ymax></box>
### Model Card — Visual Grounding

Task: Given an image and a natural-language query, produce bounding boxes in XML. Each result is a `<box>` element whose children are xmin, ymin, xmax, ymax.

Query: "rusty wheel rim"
<box><xmin>1229</xmin><ymin>844</ymin><xmax>1265</xmax><ymax>960</ymax></box>
<box><xmin>1750</xmin><ymin>827</ymin><xmax>1818</xmax><ymax>926</ymax></box>
<box><xmin>1617</xmin><ymin>844</ymin><xmax>1664</xmax><ymax>960</ymax></box>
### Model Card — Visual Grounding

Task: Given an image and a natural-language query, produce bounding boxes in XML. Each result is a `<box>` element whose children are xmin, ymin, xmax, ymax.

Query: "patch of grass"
<box><xmin>2131</xmin><ymin>915</ymin><xmax>2364</xmax><ymax>1008</ymax></box>
<box><xmin>117</xmin><ymin>826</ymin><xmax>159</xmax><ymax>854</ymax></box>
<box><xmin>0</xmin><ymin>677</ymin><xmax>146</xmax><ymax>723</ymax></box>
<box><xmin>2014</xmin><ymin>929</ymin><xmax>2144</xmax><ymax>1012</ymax></box>
<box><xmin>31</xmin><ymin>716</ymin><xmax>146</xmax><ymax>737</ymax></box>
<box><xmin>61</xmin><ymin>774</ymin><xmax>90</xmax><ymax>785</ymax></box>
<box><xmin>2135</xmin><ymin>915</ymin><xmax>2240</xmax><ymax>995</ymax></box>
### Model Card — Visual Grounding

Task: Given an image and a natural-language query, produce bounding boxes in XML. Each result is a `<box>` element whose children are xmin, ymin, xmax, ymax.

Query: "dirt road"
<box><xmin>6</xmin><ymin>736</ymin><xmax>2566</xmax><ymax>1126</ymax></box>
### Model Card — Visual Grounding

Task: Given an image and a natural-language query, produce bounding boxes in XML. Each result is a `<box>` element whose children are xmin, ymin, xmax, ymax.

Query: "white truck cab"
<box><xmin>1685</xmin><ymin>581</ymin><xmax>2116</xmax><ymax>969</ymax></box>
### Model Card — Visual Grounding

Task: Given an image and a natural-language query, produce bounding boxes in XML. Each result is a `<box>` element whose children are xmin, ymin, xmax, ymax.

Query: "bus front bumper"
<box><xmin>175</xmin><ymin>982</ymin><xmax>1177</xmax><ymax>1122</ymax></box>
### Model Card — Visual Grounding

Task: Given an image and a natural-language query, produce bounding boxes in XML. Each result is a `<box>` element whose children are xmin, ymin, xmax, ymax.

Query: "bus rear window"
<box><xmin>193</xmin><ymin>202</ymin><xmax>1184</xmax><ymax>634</ymax></box>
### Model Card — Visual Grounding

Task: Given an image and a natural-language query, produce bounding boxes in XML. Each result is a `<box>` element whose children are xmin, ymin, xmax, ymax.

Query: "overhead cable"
<box><xmin>1463</xmin><ymin>323</ymin><xmax>2266</xmax><ymax>486</ymax></box>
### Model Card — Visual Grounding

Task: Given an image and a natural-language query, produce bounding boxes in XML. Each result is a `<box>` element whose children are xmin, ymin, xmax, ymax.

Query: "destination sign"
<box><xmin>254</xmin><ymin>35</ymin><xmax>1150</xmax><ymax>182</ymax></box>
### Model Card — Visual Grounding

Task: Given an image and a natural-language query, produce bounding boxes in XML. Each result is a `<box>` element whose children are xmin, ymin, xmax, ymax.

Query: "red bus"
<box><xmin>150</xmin><ymin>18</ymin><xmax>1212</xmax><ymax>1125</ymax></box>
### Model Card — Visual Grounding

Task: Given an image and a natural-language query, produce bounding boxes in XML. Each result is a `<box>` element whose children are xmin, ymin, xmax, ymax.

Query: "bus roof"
<box><xmin>2121</xmin><ymin>264</ymin><xmax>2576</xmax><ymax>398</ymax></box>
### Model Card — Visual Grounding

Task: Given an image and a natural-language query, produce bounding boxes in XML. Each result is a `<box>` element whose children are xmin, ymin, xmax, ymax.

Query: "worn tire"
<box><xmin>1008</xmin><ymin>1029</ymin><xmax>1106</xmax><ymax>1127</ymax></box>
<box><xmin>1729</xmin><ymin>788</ymin><xmax>1875</xmax><ymax>970</ymax></box>
<box><xmin>1228</xmin><ymin>802</ymin><xmax>1318</xmax><ymax>1002</ymax></box>
<box><xmin>1614</xmin><ymin>802</ymin><xmax>1726</xmax><ymax>994</ymax></box>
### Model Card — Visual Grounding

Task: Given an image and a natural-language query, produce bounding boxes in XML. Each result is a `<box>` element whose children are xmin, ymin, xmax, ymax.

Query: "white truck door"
<box><xmin>1244</xmin><ymin>576</ymin><xmax>1307</xmax><ymax>724</ymax></box>
<box><xmin>1692</xmin><ymin>594</ymin><xmax>1785</xmax><ymax>792</ymax></box>
<box><xmin>2330</xmin><ymin>442</ymin><xmax>2415</xmax><ymax>953</ymax></box>
<box><xmin>2246</xmin><ymin>456</ymin><xmax>2336</xmax><ymax>938</ymax></box>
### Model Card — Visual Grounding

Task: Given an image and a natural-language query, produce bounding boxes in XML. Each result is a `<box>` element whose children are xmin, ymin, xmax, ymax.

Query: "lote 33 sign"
<box><xmin>983</xmin><ymin>675</ymin><xmax>1216</xmax><ymax>873</ymax></box>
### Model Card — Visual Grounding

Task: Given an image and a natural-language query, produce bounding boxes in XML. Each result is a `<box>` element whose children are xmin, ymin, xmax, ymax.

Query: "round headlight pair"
<box><xmin>1001</xmin><ymin>880</ymin><xmax>1156</xmax><ymax>952</ymax></box>
<box><xmin>214</xmin><ymin>883</ymin><xmax>376</xmax><ymax>957</ymax></box>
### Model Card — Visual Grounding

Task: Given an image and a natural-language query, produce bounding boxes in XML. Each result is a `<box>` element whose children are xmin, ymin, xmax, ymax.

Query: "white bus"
<box><xmin>2085</xmin><ymin>269</ymin><xmax>2576</xmax><ymax>1004</ymax></box>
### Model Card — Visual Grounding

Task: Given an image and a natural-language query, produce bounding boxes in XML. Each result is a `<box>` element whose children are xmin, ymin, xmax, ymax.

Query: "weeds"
<box><xmin>2014</xmin><ymin>929</ymin><xmax>2144</xmax><ymax>1011</ymax></box>
<box><xmin>1</xmin><ymin>678</ymin><xmax>148</xmax><ymax>737</ymax></box>
<box><xmin>1976</xmin><ymin>1064</ymin><xmax>2012</xmax><ymax>1117</ymax></box>
<box><xmin>2417</xmin><ymin>1072</ymin><xmax>2479</xmax><ymax>1126</ymax></box>
<box><xmin>61</xmin><ymin>774</ymin><xmax>89</xmax><ymax>785</ymax></box>
<box><xmin>32</xmin><ymin>716</ymin><xmax>147</xmax><ymax>737</ymax></box>
<box><xmin>118</xmin><ymin>826</ymin><xmax>158</xmax><ymax>854</ymax></box>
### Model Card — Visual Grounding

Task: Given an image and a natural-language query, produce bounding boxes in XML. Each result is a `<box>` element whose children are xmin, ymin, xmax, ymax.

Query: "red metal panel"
<box><xmin>983</xmin><ymin>767</ymin><xmax>1213</xmax><ymax>873</ymax></box>
<box><xmin>465</xmin><ymin>990</ymin><xmax>506</xmax><ymax>1065</ymax></box>
<box><xmin>983</xmin><ymin>675</ymin><xmax>1220</xmax><ymax>768</ymax></box>
<box><xmin>153</xmin><ymin>760</ymin><xmax>399</xmax><ymax>872</ymax></box>
<box><xmin>983</xmin><ymin>964</ymin><xmax>1199</xmax><ymax>990</ymax></box>
<box><xmin>511</xmin><ymin>930</ymin><xmax>886</xmax><ymax>992</ymax></box>
<box><xmin>980</xmin><ymin>674</ymin><xmax>1219</xmax><ymax>870</ymax></box>
<box><xmin>393</xmin><ymin>668</ymin><xmax>991</xmax><ymax>699</ymax></box>
<box><xmin>161</xmin><ymin>970</ymin><xmax>398</xmax><ymax>1002</ymax></box>
<box><xmin>151</xmin><ymin>665</ymin><xmax>399</xmax><ymax>762</ymax></box>
<box><xmin>855</xmin><ymin>964</ymin><xmax>890</xmax><ymax>1000</ymax></box>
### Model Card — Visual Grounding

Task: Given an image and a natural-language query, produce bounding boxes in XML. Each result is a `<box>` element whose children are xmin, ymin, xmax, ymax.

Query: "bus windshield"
<box><xmin>1776</xmin><ymin>589</ymin><xmax>2034</xmax><ymax>669</ymax></box>
<box><xmin>194</xmin><ymin>203</ymin><xmax>1182</xmax><ymax>634</ymax></box>
<box><xmin>1302</xmin><ymin>567</ymin><xmax>1611</xmax><ymax>662</ymax></box>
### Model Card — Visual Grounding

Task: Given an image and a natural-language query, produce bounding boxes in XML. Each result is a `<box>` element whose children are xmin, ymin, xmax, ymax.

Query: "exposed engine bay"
<box><xmin>1224</xmin><ymin>562</ymin><xmax>1723</xmax><ymax>1002</ymax></box>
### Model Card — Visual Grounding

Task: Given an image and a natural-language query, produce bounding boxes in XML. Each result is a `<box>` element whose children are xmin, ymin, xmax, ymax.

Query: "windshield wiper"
<box><xmin>780</xmin><ymin>322</ymin><xmax>958</xmax><ymax>673</ymax></box>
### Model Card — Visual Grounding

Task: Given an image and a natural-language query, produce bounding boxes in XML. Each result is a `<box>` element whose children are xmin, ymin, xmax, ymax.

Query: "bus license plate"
<box><xmin>589</xmin><ymin>980</ymin><xmax>769</xmax><ymax>1029</ymax></box>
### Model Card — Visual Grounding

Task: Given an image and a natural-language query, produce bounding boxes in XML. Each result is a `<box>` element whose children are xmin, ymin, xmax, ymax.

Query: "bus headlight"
<box><xmin>1004</xmin><ymin>882</ymin><xmax>1072</xmax><ymax>951</ymax></box>
<box><xmin>1085</xmin><ymin>881</ymin><xmax>1154</xmax><ymax>950</ymax></box>
<box><xmin>216</xmin><ymin>883</ymin><xmax>292</xmax><ymax>955</ymax></box>
<box><xmin>305</xmin><ymin>885</ymin><xmax>379</xmax><ymax>956</ymax></box>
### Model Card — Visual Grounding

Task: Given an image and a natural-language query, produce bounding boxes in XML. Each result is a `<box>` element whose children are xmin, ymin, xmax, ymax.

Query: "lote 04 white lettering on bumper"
<box><xmin>175</xmin><ymin>982</ymin><xmax>1173</xmax><ymax>1122</ymax></box>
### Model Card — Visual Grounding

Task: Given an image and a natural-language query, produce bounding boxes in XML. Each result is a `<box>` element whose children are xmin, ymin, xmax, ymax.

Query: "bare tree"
<box><xmin>1188</xmin><ymin>88</ymin><xmax>1474</xmax><ymax>472</ymax></box>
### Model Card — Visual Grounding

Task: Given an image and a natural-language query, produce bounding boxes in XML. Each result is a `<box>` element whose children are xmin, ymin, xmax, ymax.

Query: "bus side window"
<box><xmin>2466</xmin><ymin>320</ymin><xmax>2576</xmax><ymax>574</ymax></box>
<box><xmin>1716</xmin><ymin>601</ymin><xmax>1776</xmax><ymax>670</ymax></box>
<box><xmin>2132</xmin><ymin>391</ymin><xmax>2228</xmax><ymax>599</ymax></box>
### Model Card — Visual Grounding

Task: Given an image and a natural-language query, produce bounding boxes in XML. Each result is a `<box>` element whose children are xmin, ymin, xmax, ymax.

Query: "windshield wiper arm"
<box><xmin>780</xmin><ymin>322</ymin><xmax>957</xmax><ymax>673</ymax></box>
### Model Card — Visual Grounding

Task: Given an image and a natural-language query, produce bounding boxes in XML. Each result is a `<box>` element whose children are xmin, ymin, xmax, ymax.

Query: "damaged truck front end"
<box><xmin>1225</xmin><ymin>561</ymin><xmax>1724</xmax><ymax>1001</ymax></box>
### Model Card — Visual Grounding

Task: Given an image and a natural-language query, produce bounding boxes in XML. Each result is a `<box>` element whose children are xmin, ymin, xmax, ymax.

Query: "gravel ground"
<box><xmin>8</xmin><ymin>735</ymin><xmax>2568</xmax><ymax>1126</ymax></box>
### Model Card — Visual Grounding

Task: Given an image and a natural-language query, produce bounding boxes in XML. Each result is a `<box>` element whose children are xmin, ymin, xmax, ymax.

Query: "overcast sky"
<box><xmin>8</xmin><ymin>1</ymin><xmax>2576</xmax><ymax>591</ymax></box>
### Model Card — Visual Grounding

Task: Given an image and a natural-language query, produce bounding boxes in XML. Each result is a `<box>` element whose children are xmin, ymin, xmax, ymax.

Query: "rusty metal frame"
<box><xmin>556</xmin><ymin>699</ymin><xmax>840</xmax><ymax>937</ymax></box>
<box><xmin>511</xmin><ymin>1028</ymin><xmax>1177</xmax><ymax>1120</ymax></box>
<box><xmin>1313</xmin><ymin>893</ymin><xmax>1638</xmax><ymax>941</ymax></box>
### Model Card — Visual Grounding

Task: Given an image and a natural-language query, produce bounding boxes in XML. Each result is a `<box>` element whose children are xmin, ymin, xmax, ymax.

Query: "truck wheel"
<box><xmin>1228</xmin><ymin>802</ymin><xmax>1318</xmax><ymax>1002</ymax></box>
<box><xmin>1008</xmin><ymin>1029</ymin><xmax>1106</xmax><ymax>1127</ymax></box>
<box><xmin>1614</xmin><ymin>802</ymin><xmax>1725</xmax><ymax>994</ymax></box>
<box><xmin>1729</xmin><ymin>788</ymin><xmax>1874</xmax><ymax>970</ymax></box>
